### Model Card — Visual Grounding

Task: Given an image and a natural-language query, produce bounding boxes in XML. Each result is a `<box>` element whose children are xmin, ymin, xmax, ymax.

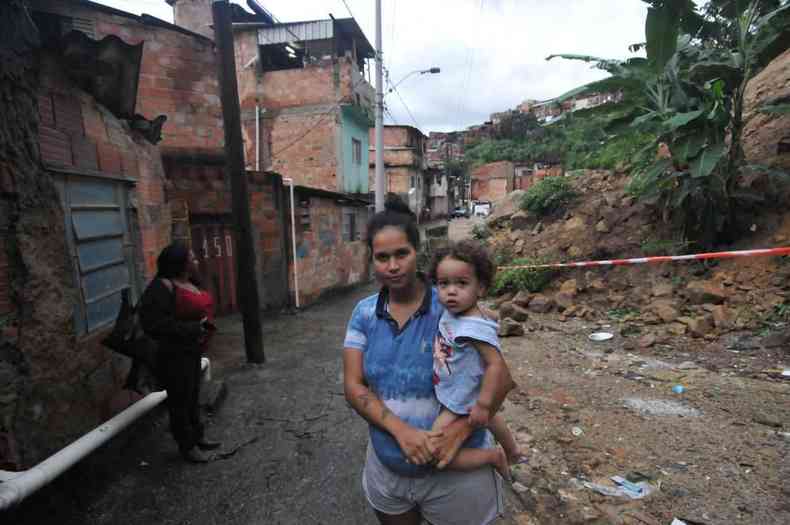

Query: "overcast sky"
<box><xmin>94</xmin><ymin>0</ymin><xmax>649</xmax><ymax>133</ymax></box>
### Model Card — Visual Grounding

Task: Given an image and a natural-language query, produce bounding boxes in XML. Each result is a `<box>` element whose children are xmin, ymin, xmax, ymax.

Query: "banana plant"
<box><xmin>547</xmin><ymin>0</ymin><xmax>790</xmax><ymax>246</ymax></box>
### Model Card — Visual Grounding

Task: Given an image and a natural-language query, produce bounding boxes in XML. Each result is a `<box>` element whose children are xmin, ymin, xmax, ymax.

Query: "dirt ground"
<box><xmin>450</xmin><ymin>216</ymin><xmax>790</xmax><ymax>524</ymax></box>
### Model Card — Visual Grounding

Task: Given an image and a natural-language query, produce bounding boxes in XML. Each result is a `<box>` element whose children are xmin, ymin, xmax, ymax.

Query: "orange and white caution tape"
<box><xmin>498</xmin><ymin>247</ymin><xmax>790</xmax><ymax>271</ymax></box>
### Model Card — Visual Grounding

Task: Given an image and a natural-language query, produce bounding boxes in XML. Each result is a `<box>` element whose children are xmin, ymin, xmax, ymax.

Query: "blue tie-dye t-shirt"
<box><xmin>344</xmin><ymin>282</ymin><xmax>488</xmax><ymax>477</ymax></box>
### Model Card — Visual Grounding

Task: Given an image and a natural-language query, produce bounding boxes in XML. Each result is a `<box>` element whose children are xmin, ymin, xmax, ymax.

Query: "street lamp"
<box><xmin>374</xmin><ymin>65</ymin><xmax>440</xmax><ymax>212</ymax></box>
<box><xmin>388</xmin><ymin>67</ymin><xmax>441</xmax><ymax>93</ymax></box>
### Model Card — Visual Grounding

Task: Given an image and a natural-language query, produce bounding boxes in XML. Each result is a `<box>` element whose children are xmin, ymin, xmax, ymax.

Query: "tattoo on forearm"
<box><xmin>381</xmin><ymin>406</ymin><xmax>392</xmax><ymax>422</ymax></box>
<box><xmin>357</xmin><ymin>393</ymin><xmax>373</xmax><ymax>411</ymax></box>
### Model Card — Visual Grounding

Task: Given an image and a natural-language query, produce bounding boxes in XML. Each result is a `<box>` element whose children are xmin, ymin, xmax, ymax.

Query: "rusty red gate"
<box><xmin>190</xmin><ymin>215</ymin><xmax>237</xmax><ymax>315</ymax></box>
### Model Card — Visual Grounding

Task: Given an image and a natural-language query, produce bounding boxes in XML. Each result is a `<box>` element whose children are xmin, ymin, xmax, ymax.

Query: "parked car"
<box><xmin>472</xmin><ymin>201</ymin><xmax>492</xmax><ymax>217</ymax></box>
<box><xmin>450</xmin><ymin>206</ymin><xmax>469</xmax><ymax>219</ymax></box>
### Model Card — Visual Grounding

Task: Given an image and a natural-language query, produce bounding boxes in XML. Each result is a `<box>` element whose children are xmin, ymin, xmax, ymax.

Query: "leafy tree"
<box><xmin>549</xmin><ymin>0</ymin><xmax>790</xmax><ymax>246</ymax></box>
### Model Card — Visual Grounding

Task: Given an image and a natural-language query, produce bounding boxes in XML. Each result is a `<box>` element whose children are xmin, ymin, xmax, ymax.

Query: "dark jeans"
<box><xmin>158</xmin><ymin>351</ymin><xmax>204</xmax><ymax>453</ymax></box>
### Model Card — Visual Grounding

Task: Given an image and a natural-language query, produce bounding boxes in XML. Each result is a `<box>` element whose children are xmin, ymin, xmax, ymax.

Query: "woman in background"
<box><xmin>140</xmin><ymin>243</ymin><xmax>220</xmax><ymax>463</ymax></box>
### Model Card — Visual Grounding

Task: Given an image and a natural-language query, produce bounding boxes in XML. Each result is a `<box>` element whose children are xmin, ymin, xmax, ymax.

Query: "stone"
<box><xmin>589</xmin><ymin>279</ymin><xmax>606</xmax><ymax>291</ymax></box>
<box><xmin>711</xmin><ymin>305</ymin><xmax>734</xmax><ymax>329</ymax></box>
<box><xmin>603</xmin><ymin>191</ymin><xmax>619</xmax><ymax>207</ymax></box>
<box><xmin>531</xmin><ymin>221</ymin><xmax>544</xmax><ymax>235</ymax></box>
<box><xmin>595</xmin><ymin>220</ymin><xmax>610</xmax><ymax>233</ymax></box>
<box><xmin>753</xmin><ymin>413</ymin><xmax>783</xmax><ymax>428</ymax></box>
<box><xmin>500</xmin><ymin>302</ymin><xmax>529</xmax><ymax>322</ymax></box>
<box><xmin>667</xmin><ymin>322</ymin><xmax>687</xmax><ymax>336</ymax></box>
<box><xmin>511</xmin><ymin>481</ymin><xmax>529</xmax><ymax>494</ymax></box>
<box><xmin>567</xmin><ymin>246</ymin><xmax>583</xmax><ymax>258</ymax></box>
<box><xmin>607</xmin><ymin>293</ymin><xmax>626</xmax><ymax>307</ymax></box>
<box><xmin>638</xmin><ymin>334</ymin><xmax>657</xmax><ymax>348</ymax></box>
<box><xmin>686</xmin><ymin>280</ymin><xmax>727</xmax><ymax>305</ymax></box>
<box><xmin>493</xmin><ymin>292</ymin><xmax>514</xmax><ymax>308</ymax></box>
<box><xmin>512</xmin><ymin>290</ymin><xmax>532</xmax><ymax>307</ymax></box>
<box><xmin>652</xmin><ymin>283</ymin><xmax>674</xmax><ymax>298</ymax></box>
<box><xmin>554</xmin><ymin>291</ymin><xmax>575</xmax><ymax>311</ymax></box>
<box><xmin>762</xmin><ymin>328</ymin><xmax>790</xmax><ymax>348</ymax></box>
<box><xmin>514</xmin><ymin>238</ymin><xmax>525</xmax><ymax>253</ymax></box>
<box><xmin>621</xmin><ymin>196</ymin><xmax>635</xmax><ymax>207</ymax></box>
<box><xmin>528</xmin><ymin>294</ymin><xmax>555</xmax><ymax>313</ymax></box>
<box><xmin>559</xmin><ymin>279</ymin><xmax>578</xmax><ymax>295</ymax></box>
<box><xmin>678</xmin><ymin>316</ymin><xmax>713</xmax><ymax>338</ymax></box>
<box><xmin>499</xmin><ymin>318</ymin><xmax>525</xmax><ymax>337</ymax></box>
<box><xmin>511</xmin><ymin>211</ymin><xmax>531</xmax><ymax>231</ymax></box>
<box><xmin>647</xmin><ymin>300</ymin><xmax>680</xmax><ymax>323</ymax></box>
<box><xmin>564</xmin><ymin>216</ymin><xmax>585</xmax><ymax>231</ymax></box>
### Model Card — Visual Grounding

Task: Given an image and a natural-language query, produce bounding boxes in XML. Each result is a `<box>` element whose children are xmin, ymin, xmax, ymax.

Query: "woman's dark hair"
<box><xmin>156</xmin><ymin>242</ymin><xmax>190</xmax><ymax>279</ymax></box>
<box><xmin>429</xmin><ymin>240</ymin><xmax>496</xmax><ymax>289</ymax></box>
<box><xmin>366</xmin><ymin>194</ymin><xmax>420</xmax><ymax>251</ymax></box>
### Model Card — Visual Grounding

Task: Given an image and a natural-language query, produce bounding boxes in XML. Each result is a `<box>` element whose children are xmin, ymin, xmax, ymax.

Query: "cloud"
<box><xmin>94</xmin><ymin>0</ymin><xmax>648</xmax><ymax>133</ymax></box>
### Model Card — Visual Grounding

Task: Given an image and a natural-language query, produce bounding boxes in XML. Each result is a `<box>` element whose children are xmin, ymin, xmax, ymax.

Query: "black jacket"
<box><xmin>139</xmin><ymin>278</ymin><xmax>204</xmax><ymax>355</ymax></box>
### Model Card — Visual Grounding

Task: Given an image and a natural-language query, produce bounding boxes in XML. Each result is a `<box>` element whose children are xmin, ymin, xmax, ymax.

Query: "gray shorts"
<box><xmin>362</xmin><ymin>444</ymin><xmax>504</xmax><ymax>525</ymax></box>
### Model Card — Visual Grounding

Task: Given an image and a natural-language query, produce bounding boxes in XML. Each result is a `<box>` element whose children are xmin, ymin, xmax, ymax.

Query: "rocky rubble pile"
<box><xmin>483</xmin><ymin>170</ymin><xmax>790</xmax><ymax>351</ymax></box>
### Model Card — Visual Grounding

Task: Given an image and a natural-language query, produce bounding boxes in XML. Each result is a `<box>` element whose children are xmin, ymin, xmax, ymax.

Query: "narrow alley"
<box><xmin>7</xmin><ymin>281</ymin><xmax>525</xmax><ymax>525</ymax></box>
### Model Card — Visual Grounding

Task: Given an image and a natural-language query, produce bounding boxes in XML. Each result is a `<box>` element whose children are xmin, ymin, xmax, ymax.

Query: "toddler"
<box><xmin>429</xmin><ymin>240</ymin><xmax>526</xmax><ymax>479</ymax></box>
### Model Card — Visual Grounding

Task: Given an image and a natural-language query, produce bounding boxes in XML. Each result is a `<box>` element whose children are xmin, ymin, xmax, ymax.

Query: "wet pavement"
<box><xmin>8</xmin><ymin>282</ymin><xmax>524</xmax><ymax>525</ymax></box>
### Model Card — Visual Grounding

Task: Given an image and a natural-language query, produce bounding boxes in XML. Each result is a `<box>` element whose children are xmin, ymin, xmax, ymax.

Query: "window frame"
<box><xmin>54</xmin><ymin>171</ymin><xmax>139</xmax><ymax>336</ymax></box>
<box><xmin>352</xmin><ymin>137</ymin><xmax>362</xmax><ymax>166</ymax></box>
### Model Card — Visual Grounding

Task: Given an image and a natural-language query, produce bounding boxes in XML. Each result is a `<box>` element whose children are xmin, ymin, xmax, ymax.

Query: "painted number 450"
<box><xmin>202</xmin><ymin>235</ymin><xmax>233</xmax><ymax>258</ymax></box>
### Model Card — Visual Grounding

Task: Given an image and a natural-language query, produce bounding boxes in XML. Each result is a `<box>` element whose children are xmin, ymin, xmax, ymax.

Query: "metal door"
<box><xmin>190</xmin><ymin>215</ymin><xmax>238</xmax><ymax>315</ymax></box>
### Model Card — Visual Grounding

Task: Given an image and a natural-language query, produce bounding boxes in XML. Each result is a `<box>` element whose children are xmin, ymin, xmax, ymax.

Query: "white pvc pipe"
<box><xmin>282</xmin><ymin>177</ymin><xmax>300</xmax><ymax>309</ymax></box>
<box><xmin>255</xmin><ymin>105</ymin><xmax>260</xmax><ymax>172</ymax></box>
<box><xmin>0</xmin><ymin>358</ymin><xmax>210</xmax><ymax>510</ymax></box>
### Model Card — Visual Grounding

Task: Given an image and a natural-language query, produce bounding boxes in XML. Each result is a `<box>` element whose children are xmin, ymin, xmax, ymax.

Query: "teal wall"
<box><xmin>340</xmin><ymin>105</ymin><xmax>370</xmax><ymax>194</ymax></box>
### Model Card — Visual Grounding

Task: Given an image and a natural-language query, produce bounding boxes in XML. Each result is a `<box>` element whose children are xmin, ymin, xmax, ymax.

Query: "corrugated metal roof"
<box><xmin>258</xmin><ymin>20</ymin><xmax>333</xmax><ymax>45</ymax></box>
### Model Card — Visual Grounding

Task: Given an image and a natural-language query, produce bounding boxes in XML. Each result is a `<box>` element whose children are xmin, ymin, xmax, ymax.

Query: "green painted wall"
<box><xmin>340</xmin><ymin>105</ymin><xmax>370</xmax><ymax>194</ymax></box>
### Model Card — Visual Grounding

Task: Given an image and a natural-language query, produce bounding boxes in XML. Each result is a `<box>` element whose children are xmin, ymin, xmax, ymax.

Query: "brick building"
<box><xmin>0</xmin><ymin>0</ymin><xmax>374</xmax><ymax>471</ymax></box>
<box><xmin>470</xmin><ymin>161</ymin><xmax>515</xmax><ymax>202</ymax></box>
<box><xmin>1</xmin><ymin>0</ymin><xmax>182</xmax><ymax>470</ymax></box>
<box><xmin>425</xmin><ymin>131</ymin><xmax>464</xmax><ymax>169</ymax></box>
<box><xmin>368</xmin><ymin>125</ymin><xmax>432</xmax><ymax>220</ymax></box>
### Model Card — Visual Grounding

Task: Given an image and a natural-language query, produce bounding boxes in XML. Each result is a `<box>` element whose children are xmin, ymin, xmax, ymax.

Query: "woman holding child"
<box><xmin>343</xmin><ymin>196</ymin><xmax>524</xmax><ymax>524</ymax></box>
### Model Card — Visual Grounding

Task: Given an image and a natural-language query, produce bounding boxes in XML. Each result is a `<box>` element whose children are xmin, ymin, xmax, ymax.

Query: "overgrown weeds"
<box><xmin>521</xmin><ymin>176</ymin><xmax>576</xmax><ymax>216</ymax></box>
<box><xmin>491</xmin><ymin>257</ymin><xmax>555</xmax><ymax>295</ymax></box>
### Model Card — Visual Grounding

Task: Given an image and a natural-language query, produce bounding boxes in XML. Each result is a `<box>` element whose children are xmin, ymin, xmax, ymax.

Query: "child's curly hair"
<box><xmin>429</xmin><ymin>240</ymin><xmax>496</xmax><ymax>290</ymax></box>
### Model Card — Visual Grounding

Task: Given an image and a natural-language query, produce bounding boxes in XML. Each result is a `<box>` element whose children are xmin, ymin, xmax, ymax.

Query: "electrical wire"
<box><xmin>385</xmin><ymin>73</ymin><xmax>421</xmax><ymax>130</ymax></box>
<box><xmin>340</xmin><ymin>0</ymin><xmax>355</xmax><ymax>19</ymax></box>
<box><xmin>272</xmin><ymin>75</ymin><xmax>372</xmax><ymax>156</ymax></box>
<box><xmin>271</xmin><ymin>107</ymin><xmax>337</xmax><ymax>156</ymax></box>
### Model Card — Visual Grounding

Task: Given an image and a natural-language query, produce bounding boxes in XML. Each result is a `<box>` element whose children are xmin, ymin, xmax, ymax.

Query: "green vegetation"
<box><xmin>465</xmin><ymin>92</ymin><xmax>656</xmax><ymax>173</ymax></box>
<box><xmin>550</xmin><ymin>0</ymin><xmax>790</xmax><ymax>247</ymax></box>
<box><xmin>471</xmin><ymin>224</ymin><xmax>491</xmax><ymax>240</ymax></box>
<box><xmin>491</xmin><ymin>257</ymin><xmax>555</xmax><ymax>295</ymax></box>
<box><xmin>607</xmin><ymin>307</ymin><xmax>640</xmax><ymax>321</ymax></box>
<box><xmin>520</xmin><ymin>176</ymin><xmax>576</xmax><ymax>216</ymax></box>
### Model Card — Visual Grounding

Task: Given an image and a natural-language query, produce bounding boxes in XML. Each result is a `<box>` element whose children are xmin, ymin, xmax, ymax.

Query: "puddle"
<box><xmin>622</xmin><ymin>398</ymin><xmax>701</xmax><ymax>417</ymax></box>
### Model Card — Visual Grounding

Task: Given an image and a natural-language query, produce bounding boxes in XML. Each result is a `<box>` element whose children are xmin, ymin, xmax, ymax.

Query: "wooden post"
<box><xmin>211</xmin><ymin>0</ymin><xmax>265</xmax><ymax>363</ymax></box>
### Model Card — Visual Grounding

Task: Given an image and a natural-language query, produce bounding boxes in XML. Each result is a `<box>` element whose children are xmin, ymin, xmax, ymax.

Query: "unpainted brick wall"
<box><xmin>165</xmin><ymin>165</ymin><xmax>288</xmax><ymax>310</ymax></box>
<box><xmin>291</xmin><ymin>195</ymin><xmax>368</xmax><ymax>306</ymax></box>
<box><xmin>27</xmin><ymin>1</ymin><xmax>223</xmax><ymax>154</ymax></box>
<box><xmin>37</xmin><ymin>54</ymin><xmax>171</xmax><ymax>283</ymax></box>
<box><xmin>269</xmin><ymin>111</ymin><xmax>339</xmax><ymax>192</ymax></box>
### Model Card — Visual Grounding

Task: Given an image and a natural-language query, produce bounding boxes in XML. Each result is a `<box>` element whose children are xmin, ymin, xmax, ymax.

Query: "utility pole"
<box><xmin>212</xmin><ymin>0</ymin><xmax>265</xmax><ymax>363</ymax></box>
<box><xmin>374</xmin><ymin>0</ymin><xmax>385</xmax><ymax>212</ymax></box>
